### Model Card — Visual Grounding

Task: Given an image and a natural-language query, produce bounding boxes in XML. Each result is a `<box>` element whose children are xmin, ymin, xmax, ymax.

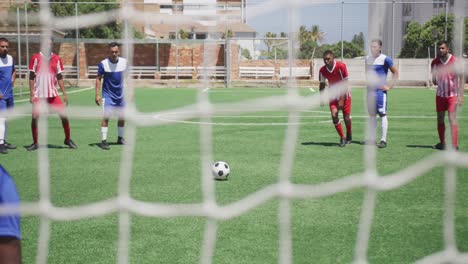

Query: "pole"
<box><xmin>391</xmin><ymin>0</ymin><xmax>395</xmax><ymax>59</ymax></box>
<box><xmin>444</xmin><ymin>0</ymin><xmax>448</xmax><ymax>41</ymax></box>
<box><xmin>24</xmin><ymin>2</ymin><xmax>29</xmax><ymax>77</ymax></box>
<box><xmin>340</xmin><ymin>1</ymin><xmax>344</xmax><ymax>60</ymax></box>
<box><xmin>16</xmin><ymin>7</ymin><xmax>23</xmax><ymax>88</ymax></box>
<box><xmin>75</xmin><ymin>1</ymin><xmax>80</xmax><ymax>85</ymax></box>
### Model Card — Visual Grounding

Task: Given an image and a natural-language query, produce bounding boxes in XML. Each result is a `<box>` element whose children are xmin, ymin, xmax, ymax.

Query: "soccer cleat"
<box><xmin>117</xmin><ymin>137</ymin><xmax>125</xmax><ymax>145</ymax></box>
<box><xmin>4</xmin><ymin>141</ymin><xmax>17</xmax><ymax>150</ymax></box>
<box><xmin>98</xmin><ymin>140</ymin><xmax>110</xmax><ymax>150</ymax></box>
<box><xmin>64</xmin><ymin>139</ymin><xmax>78</xmax><ymax>149</ymax></box>
<box><xmin>26</xmin><ymin>143</ymin><xmax>38</xmax><ymax>151</ymax></box>
<box><xmin>433</xmin><ymin>142</ymin><xmax>445</xmax><ymax>150</ymax></box>
<box><xmin>339</xmin><ymin>138</ymin><xmax>346</xmax><ymax>147</ymax></box>
<box><xmin>0</xmin><ymin>144</ymin><xmax>7</xmax><ymax>154</ymax></box>
<box><xmin>346</xmin><ymin>133</ymin><xmax>352</xmax><ymax>144</ymax></box>
<box><xmin>378</xmin><ymin>140</ymin><xmax>387</xmax><ymax>148</ymax></box>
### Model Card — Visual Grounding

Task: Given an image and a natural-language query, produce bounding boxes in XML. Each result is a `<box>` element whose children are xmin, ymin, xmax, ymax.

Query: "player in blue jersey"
<box><xmin>95</xmin><ymin>42</ymin><xmax>128</xmax><ymax>150</ymax></box>
<box><xmin>366</xmin><ymin>39</ymin><xmax>398</xmax><ymax>148</ymax></box>
<box><xmin>0</xmin><ymin>165</ymin><xmax>22</xmax><ymax>264</ymax></box>
<box><xmin>0</xmin><ymin>38</ymin><xmax>17</xmax><ymax>154</ymax></box>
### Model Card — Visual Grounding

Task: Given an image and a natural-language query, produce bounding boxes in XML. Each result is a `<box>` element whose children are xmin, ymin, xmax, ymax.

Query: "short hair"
<box><xmin>109</xmin><ymin>42</ymin><xmax>120</xmax><ymax>48</ymax></box>
<box><xmin>0</xmin><ymin>37</ymin><xmax>8</xmax><ymax>43</ymax></box>
<box><xmin>438</xmin><ymin>40</ymin><xmax>450</xmax><ymax>48</ymax></box>
<box><xmin>322</xmin><ymin>50</ymin><xmax>334</xmax><ymax>58</ymax></box>
<box><xmin>371</xmin><ymin>39</ymin><xmax>382</xmax><ymax>46</ymax></box>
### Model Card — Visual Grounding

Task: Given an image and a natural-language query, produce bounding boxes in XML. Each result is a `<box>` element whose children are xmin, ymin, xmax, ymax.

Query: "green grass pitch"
<box><xmin>1</xmin><ymin>86</ymin><xmax>468</xmax><ymax>263</ymax></box>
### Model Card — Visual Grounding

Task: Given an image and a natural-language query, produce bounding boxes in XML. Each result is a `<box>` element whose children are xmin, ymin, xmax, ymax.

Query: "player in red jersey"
<box><xmin>26</xmin><ymin>37</ymin><xmax>77</xmax><ymax>151</ymax></box>
<box><xmin>319</xmin><ymin>50</ymin><xmax>352</xmax><ymax>147</ymax></box>
<box><xmin>431</xmin><ymin>41</ymin><xmax>463</xmax><ymax>150</ymax></box>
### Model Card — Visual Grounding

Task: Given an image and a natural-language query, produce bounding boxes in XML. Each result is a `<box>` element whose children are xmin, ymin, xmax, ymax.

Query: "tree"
<box><xmin>264</xmin><ymin>32</ymin><xmax>277</xmax><ymax>52</ymax></box>
<box><xmin>241</xmin><ymin>48</ymin><xmax>252</xmax><ymax>59</ymax></box>
<box><xmin>13</xmin><ymin>0</ymin><xmax>143</xmax><ymax>39</ymax></box>
<box><xmin>351</xmin><ymin>32</ymin><xmax>365</xmax><ymax>51</ymax></box>
<box><xmin>400</xmin><ymin>14</ymin><xmax>454</xmax><ymax>58</ymax></box>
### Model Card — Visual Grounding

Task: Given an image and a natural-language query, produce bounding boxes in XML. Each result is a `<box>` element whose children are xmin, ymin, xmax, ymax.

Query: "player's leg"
<box><xmin>366</xmin><ymin>90</ymin><xmax>377</xmax><ymax>145</ymax></box>
<box><xmin>447</xmin><ymin>96</ymin><xmax>458</xmax><ymax>149</ymax></box>
<box><xmin>27</xmin><ymin>99</ymin><xmax>40</xmax><ymax>151</ymax></box>
<box><xmin>4</xmin><ymin>98</ymin><xmax>16</xmax><ymax>150</ymax></box>
<box><xmin>50</xmin><ymin>96</ymin><xmax>77</xmax><ymax>149</ymax></box>
<box><xmin>0</xmin><ymin>99</ymin><xmax>7</xmax><ymax>154</ymax></box>
<box><xmin>99</xmin><ymin>97</ymin><xmax>112</xmax><ymax>150</ymax></box>
<box><xmin>330</xmin><ymin>101</ymin><xmax>345</xmax><ymax>147</ymax></box>
<box><xmin>377</xmin><ymin>92</ymin><xmax>387</xmax><ymax>148</ymax></box>
<box><xmin>116</xmin><ymin>100</ymin><xmax>125</xmax><ymax>145</ymax></box>
<box><xmin>343</xmin><ymin>96</ymin><xmax>352</xmax><ymax>144</ymax></box>
<box><xmin>434</xmin><ymin>96</ymin><xmax>447</xmax><ymax>150</ymax></box>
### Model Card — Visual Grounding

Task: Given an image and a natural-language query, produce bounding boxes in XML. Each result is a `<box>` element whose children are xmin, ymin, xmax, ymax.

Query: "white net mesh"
<box><xmin>0</xmin><ymin>0</ymin><xmax>467</xmax><ymax>263</ymax></box>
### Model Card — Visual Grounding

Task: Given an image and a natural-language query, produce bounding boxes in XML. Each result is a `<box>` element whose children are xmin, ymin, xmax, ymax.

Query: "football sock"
<box><xmin>32</xmin><ymin>120</ymin><xmax>38</xmax><ymax>144</ymax></box>
<box><xmin>451</xmin><ymin>123</ymin><xmax>458</xmax><ymax>147</ymax></box>
<box><xmin>62</xmin><ymin>119</ymin><xmax>71</xmax><ymax>141</ymax></box>
<box><xmin>438</xmin><ymin>123</ymin><xmax>445</xmax><ymax>144</ymax></box>
<box><xmin>381</xmin><ymin>115</ymin><xmax>388</xmax><ymax>142</ymax></box>
<box><xmin>0</xmin><ymin>118</ymin><xmax>5</xmax><ymax>144</ymax></box>
<box><xmin>368</xmin><ymin>115</ymin><xmax>377</xmax><ymax>142</ymax></box>
<box><xmin>334</xmin><ymin>122</ymin><xmax>345</xmax><ymax>139</ymax></box>
<box><xmin>118</xmin><ymin>126</ymin><xmax>124</xmax><ymax>138</ymax></box>
<box><xmin>101</xmin><ymin>127</ymin><xmax>108</xmax><ymax>141</ymax></box>
<box><xmin>345</xmin><ymin>118</ymin><xmax>352</xmax><ymax>135</ymax></box>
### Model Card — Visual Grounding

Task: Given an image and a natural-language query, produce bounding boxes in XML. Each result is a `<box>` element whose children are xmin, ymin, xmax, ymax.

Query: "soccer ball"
<box><xmin>212</xmin><ymin>161</ymin><xmax>230</xmax><ymax>180</ymax></box>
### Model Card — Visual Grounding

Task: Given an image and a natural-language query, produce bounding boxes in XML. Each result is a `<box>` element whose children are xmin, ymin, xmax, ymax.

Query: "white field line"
<box><xmin>14</xmin><ymin>87</ymin><xmax>94</xmax><ymax>103</ymax></box>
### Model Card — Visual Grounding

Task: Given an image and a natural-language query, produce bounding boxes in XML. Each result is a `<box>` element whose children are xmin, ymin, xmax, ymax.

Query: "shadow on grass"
<box><xmin>406</xmin><ymin>145</ymin><xmax>435</xmax><ymax>149</ymax></box>
<box><xmin>22</xmin><ymin>144</ymin><xmax>71</xmax><ymax>150</ymax></box>
<box><xmin>301</xmin><ymin>141</ymin><xmax>340</xmax><ymax>147</ymax></box>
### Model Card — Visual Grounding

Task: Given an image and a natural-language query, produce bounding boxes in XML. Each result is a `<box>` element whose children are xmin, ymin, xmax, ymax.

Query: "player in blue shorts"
<box><xmin>0</xmin><ymin>165</ymin><xmax>21</xmax><ymax>264</ymax></box>
<box><xmin>0</xmin><ymin>38</ymin><xmax>17</xmax><ymax>154</ymax></box>
<box><xmin>366</xmin><ymin>39</ymin><xmax>398</xmax><ymax>148</ymax></box>
<box><xmin>95</xmin><ymin>42</ymin><xmax>128</xmax><ymax>150</ymax></box>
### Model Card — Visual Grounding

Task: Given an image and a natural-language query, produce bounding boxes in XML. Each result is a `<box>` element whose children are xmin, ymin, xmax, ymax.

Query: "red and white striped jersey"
<box><xmin>29</xmin><ymin>52</ymin><xmax>64</xmax><ymax>98</ymax></box>
<box><xmin>431</xmin><ymin>54</ymin><xmax>459</xmax><ymax>98</ymax></box>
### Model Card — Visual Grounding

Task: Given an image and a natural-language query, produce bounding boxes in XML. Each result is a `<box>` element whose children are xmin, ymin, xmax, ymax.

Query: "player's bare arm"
<box><xmin>382</xmin><ymin>65</ymin><xmax>399</xmax><ymax>91</ymax></box>
<box><xmin>56</xmin><ymin>73</ymin><xmax>68</xmax><ymax>106</ymax></box>
<box><xmin>11</xmin><ymin>69</ymin><xmax>16</xmax><ymax>88</ymax></box>
<box><xmin>28</xmin><ymin>72</ymin><xmax>35</xmax><ymax>104</ymax></box>
<box><xmin>95</xmin><ymin>75</ymin><xmax>102</xmax><ymax>106</ymax></box>
<box><xmin>319</xmin><ymin>82</ymin><xmax>326</xmax><ymax>106</ymax></box>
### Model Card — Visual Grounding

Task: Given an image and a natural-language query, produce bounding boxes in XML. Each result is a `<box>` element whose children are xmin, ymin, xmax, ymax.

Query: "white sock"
<box><xmin>0</xmin><ymin>118</ymin><xmax>5</xmax><ymax>145</ymax></box>
<box><xmin>381</xmin><ymin>115</ymin><xmax>388</xmax><ymax>142</ymax></box>
<box><xmin>118</xmin><ymin>126</ymin><xmax>124</xmax><ymax>138</ymax></box>
<box><xmin>101</xmin><ymin>127</ymin><xmax>108</xmax><ymax>141</ymax></box>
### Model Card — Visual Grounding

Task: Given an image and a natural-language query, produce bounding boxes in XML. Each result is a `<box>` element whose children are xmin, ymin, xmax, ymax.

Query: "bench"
<box><xmin>158</xmin><ymin>66</ymin><xmax>195</xmax><ymax>79</ymax></box>
<box><xmin>196</xmin><ymin>66</ymin><xmax>226</xmax><ymax>79</ymax></box>
<box><xmin>87</xmin><ymin>66</ymin><xmax>157</xmax><ymax>79</ymax></box>
<box><xmin>15</xmin><ymin>65</ymin><xmax>78</xmax><ymax>78</ymax></box>
<box><xmin>62</xmin><ymin>65</ymin><xmax>78</xmax><ymax>79</ymax></box>
<box><xmin>279</xmin><ymin>67</ymin><xmax>311</xmax><ymax>79</ymax></box>
<box><xmin>239</xmin><ymin>66</ymin><xmax>275</xmax><ymax>79</ymax></box>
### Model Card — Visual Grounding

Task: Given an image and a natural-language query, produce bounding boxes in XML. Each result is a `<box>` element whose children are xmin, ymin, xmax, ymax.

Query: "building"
<box><xmin>368</xmin><ymin>0</ymin><xmax>466</xmax><ymax>58</ymax></box>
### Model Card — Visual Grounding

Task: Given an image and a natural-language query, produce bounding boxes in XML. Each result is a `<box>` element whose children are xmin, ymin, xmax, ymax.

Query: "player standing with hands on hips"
<box><xmin>319</xmin><ymin>50</ymin><xmax>353</xmax><ymax>147</ymax></box>
<box><xmin>431</xmin><ymin>40</ymin><xmax>463</xmax><ymax>150</ymax></box>
<box><xmin>366</xmin><ymin>39</ymin><xmax>398</xmax><ymax>148</ymax></box>
<box><xmin>26</xmin><ymin>37</ymin><xmax>77</xmax><ymax>151</ymax></box>
<box><xmin>95</xmin><ymin>42</ymin><xmax>128</xmax><ymax>150</ymax></box>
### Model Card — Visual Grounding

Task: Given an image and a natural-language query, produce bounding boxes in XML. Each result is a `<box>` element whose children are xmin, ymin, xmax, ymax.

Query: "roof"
<box><xmin>147</xmin><ymin>21</ymin><xmax>256</xmax><ymax>36</ymax></box>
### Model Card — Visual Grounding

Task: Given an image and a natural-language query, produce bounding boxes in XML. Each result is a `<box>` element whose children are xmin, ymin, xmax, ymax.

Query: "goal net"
<box><xmin>1</xmin><ymin>0</ymin><xmax>468</xmax><ymax>263</ymax></box>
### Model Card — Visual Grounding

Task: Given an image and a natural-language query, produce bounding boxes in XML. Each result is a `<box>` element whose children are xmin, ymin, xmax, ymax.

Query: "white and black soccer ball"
<box><xmin>212</xmin><ymin>161</ymin><xmax>230</xmax><ymax>180</ymax></box>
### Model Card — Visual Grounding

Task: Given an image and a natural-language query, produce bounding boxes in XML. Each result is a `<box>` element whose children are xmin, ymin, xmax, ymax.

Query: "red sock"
<box><xmin>438</xmin><ymin>123</ymin><xmax>445</xmax><ymax>144</ymax></box>
<box><xmin>334</xmin><ymin>122</ymin><xmax>345</xmax><ymax>139</ymax></box>
<box><xmin>62</xmin><ymin>119</ymin><xmax>71</xmax><ymax>141</ymax></box>
<box><xmin>31</xmin><ymin>122</ymin><xmax>38</xmax><ymax>144</ymax></box>
<box><xmin>345</xmin><ymin>121</ymin><xmax>352</xmax><ymax>136</ymax></box>
<box><xmin>451</xmin><ymin>123</ymin><xmax>458</xmax><ymax>147</ymax></box>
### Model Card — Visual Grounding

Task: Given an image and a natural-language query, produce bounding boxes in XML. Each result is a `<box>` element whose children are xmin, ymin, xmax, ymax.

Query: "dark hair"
<box><xmin>371</xmin><ymin>39</ymin><xmax>382</xmax><ymax>46</ymax></box>
<box><xmin>438</xmin><ymin>40</ymin><xmax>450</xmax><ymax>48</ymax></box>
<box><xmin>109</xmin><ymin>42</ymin><xmax>120</xmax><ymax>48</ymax></box>
<box><xmin>0</xmin><ymin>37</ymin><xmax>8</xmax><ymax>43</ymax></box>
<box><xmin>322</xmin><ymin>50</ymin><xmax>334</xmax><ymax>57</ymax></box>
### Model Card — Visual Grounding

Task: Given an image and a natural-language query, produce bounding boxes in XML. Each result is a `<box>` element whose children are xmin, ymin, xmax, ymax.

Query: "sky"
<box><xmin>246</xmin><ymin>1</ymin><xmax>369</xmax><ymax>45</ymax></box>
